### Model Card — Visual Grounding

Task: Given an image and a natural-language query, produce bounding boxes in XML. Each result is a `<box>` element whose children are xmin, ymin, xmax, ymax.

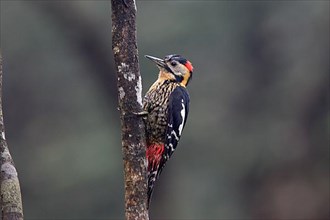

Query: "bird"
<box><xmin>143</xmin><ymin>54</ymin><xmax>193</xmax><ymax>208</ymax></box>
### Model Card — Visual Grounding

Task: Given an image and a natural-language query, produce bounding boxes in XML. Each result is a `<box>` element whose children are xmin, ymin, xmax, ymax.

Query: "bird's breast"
<box><xmin>143</xmin><ymin>80</ymin><xmax>179</xmax><ymax>144</ymax></box>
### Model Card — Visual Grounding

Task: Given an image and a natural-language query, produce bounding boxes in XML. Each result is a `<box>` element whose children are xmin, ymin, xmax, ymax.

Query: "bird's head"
<box><xmin>145</xmin><ymin>54</ymin><xmax>193</xmax><ymax>86</ymax></box>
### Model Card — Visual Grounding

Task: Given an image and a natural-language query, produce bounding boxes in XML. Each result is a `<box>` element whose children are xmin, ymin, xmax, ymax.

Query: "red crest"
<box><xmin>185</xmin><ymin>61</ymin><xmax>194</xmax><ymax>72</ymax></box>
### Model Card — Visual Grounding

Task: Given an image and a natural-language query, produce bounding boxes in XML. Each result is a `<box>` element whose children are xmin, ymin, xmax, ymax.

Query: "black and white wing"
<box><xmin>164</xmin><ymin>86</ymin><xmax>190</xmax><ymax>162</ymax></box>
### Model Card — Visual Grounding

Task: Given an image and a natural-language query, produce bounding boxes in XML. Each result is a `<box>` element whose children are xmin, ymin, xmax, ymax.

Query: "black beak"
<box><xmin>145</xmin><ymin>55</ymin><xmax>167</xmax><ymax>69</ymax></box>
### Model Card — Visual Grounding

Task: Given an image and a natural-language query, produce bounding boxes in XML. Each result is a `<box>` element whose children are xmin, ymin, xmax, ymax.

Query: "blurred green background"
<box><xmin>0</xmin><ymin>1</ymin><xmax>329</xmax><ymax>219</ymax></box>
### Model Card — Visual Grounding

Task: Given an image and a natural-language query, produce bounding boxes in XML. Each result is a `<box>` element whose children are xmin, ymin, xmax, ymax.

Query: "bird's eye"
<box><xmin>171</xmin><ymin>61</ymin><xmax>177</xmax><ymax>67</ymax></box>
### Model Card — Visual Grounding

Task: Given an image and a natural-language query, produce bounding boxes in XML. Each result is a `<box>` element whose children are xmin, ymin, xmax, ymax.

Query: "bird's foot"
<box><xmin>133</xmin><ymin>111</ymin><xmax>148</xmax><ymax>117</ymax></box>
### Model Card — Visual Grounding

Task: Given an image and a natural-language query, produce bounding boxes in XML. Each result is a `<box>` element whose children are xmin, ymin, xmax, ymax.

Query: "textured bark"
<box><xmin>0</xmin><ymin>53</ymin><xmax>24</xmax><ymax>220</ymax></box>
<box><xmin>111</xmin><ymin>1</ymin><xmax>149</xmax><ymax>220</ymax></box>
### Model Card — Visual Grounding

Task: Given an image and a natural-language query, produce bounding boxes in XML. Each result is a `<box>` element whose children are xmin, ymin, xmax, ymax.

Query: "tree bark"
<box><xmin>111</xmin><ymin>1</ymin><xmax>149</xmax><ymax>220</ymax></box>
<box><xmin>0</xmin><ymin>53</ymin><xmax>24</xmax><ymax>220</ymax></box>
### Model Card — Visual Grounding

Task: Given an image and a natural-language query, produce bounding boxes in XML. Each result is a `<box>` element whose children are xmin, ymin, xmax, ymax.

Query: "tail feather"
<box><xmin>147</xmin><ymin>171</ymin><xmax>156</xmax><ymax>209</ymax></box>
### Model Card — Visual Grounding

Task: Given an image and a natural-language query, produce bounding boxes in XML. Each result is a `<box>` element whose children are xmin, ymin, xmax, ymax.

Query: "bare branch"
<box><xmin>111</xmin><ymin>1</ymin><xmax>149</xmax><ymax>220</ymax></box>
<box><xmin>0</xmin><ymin>53</ymin><xmax>24</xmax><ymax>220</ymax></box>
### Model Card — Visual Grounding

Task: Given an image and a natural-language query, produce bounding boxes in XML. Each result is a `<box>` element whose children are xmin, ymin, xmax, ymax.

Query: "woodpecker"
<box><xmin>143</xmin><ymin>54</ymin><xmax>193</xmax><ymax>207</ymax></box>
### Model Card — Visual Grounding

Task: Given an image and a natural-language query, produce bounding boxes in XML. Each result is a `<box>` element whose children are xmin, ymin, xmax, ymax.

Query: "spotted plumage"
<box><xmin>143</xmin><ymin>54</ymin><xmax>193</xmax><ymax>208</ymax></box>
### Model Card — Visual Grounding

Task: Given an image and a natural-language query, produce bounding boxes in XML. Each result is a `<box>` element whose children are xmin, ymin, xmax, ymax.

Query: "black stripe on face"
<box><xmin>174</xmin><ymin>75</ymin><xmax>183</xmax><ymax>83</ymax></box>
<box><xmin>164</xmin><ymin>65</ymin><xmax>174</xmax><ymax>74</ymax></box>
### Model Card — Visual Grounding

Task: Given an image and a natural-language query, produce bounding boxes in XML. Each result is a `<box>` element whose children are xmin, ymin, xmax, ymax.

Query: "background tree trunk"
<box><xmin>111</xmin><ymin>1</ymin><xmax>149</xmax><ymax>220</ymax></box>
<box><xmin>0</xmin><ymin>53</ymin><xmax>24</xmax><ymax>220</ymax></box>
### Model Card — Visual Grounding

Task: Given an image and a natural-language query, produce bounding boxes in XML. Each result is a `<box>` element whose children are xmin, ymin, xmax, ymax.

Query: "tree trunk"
<box><xmin>111</xmin><ymin>1</ymin><xmax>149</xmax><ymax>220</ymax></box>
<box><xmin>0</xmin><ymin>53</ymin><xmax>24</xmax><ymax>220</ymax></box>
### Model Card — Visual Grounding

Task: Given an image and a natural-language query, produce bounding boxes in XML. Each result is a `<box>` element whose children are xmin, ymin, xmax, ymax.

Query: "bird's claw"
<box><xmin>133</xmin><ymin>111</ymin><xmax>148</xmax><ymax>117</ymax></box>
